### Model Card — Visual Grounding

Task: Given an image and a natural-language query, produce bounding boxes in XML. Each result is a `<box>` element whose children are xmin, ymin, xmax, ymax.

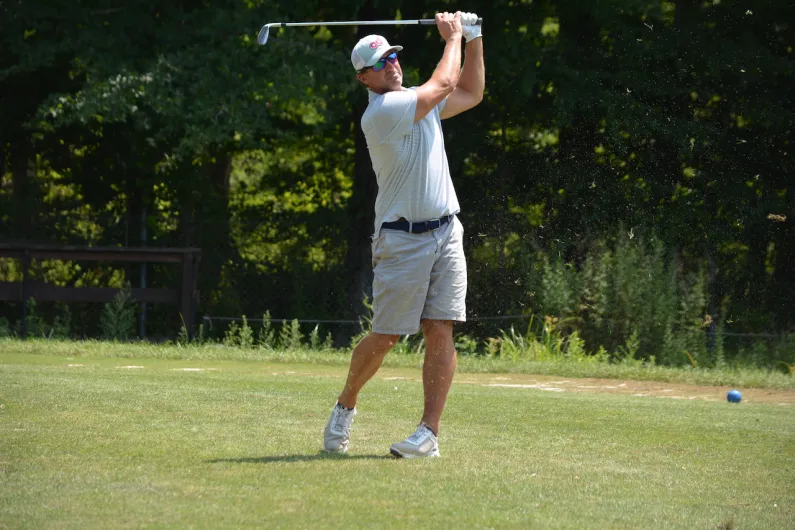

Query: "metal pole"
<box><xmin>21</xmin><ymin>250</ymin><xmax>30</xmax><ymax>338</ymax></box>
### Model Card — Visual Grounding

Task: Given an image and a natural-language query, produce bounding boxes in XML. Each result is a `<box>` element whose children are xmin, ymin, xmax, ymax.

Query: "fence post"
<box><xmin>180</xmin><ymin>251</ymin><xmax>196</xmax><ymax>338</ymax></box>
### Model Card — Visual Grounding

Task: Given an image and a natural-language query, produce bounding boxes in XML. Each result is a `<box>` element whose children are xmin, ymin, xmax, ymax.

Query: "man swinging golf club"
<box><xmin>324</xmin><ymin>11</ymin><xmax>484</xmax><ymax>458</ymax></box>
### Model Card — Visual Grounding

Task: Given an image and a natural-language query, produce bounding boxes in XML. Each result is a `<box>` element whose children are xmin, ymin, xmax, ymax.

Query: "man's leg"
<box><xmin>419</xmin><ymin>319</ymin><xmax>457</xmax><ymax>435</ymax></box>
<box><xmin>388</xmin><ymin>319</ymin><xmax>455</xmax><ymax>458</ymax></box>
<box><xmin>338</xmin><ymin>332</ymin><xmax>399</xmax><ymax>408</ymax></box>
<box><xmin>324</xmin><ymin>331</ymin><xmax>399</xmax><ymax>452</ymax></box>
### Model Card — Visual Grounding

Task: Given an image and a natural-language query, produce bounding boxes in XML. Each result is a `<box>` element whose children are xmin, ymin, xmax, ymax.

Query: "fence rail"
<box><xmin>0</xmin><ymin>244</ymin><xmax>200</xmax><ymax>338</ymax></box>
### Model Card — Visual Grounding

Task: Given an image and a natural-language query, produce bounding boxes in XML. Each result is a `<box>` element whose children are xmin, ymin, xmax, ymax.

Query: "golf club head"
<box><xmin>257</xmin><ymin>24</ymin><xmax>271</xmax><ymax>45</ymax></box>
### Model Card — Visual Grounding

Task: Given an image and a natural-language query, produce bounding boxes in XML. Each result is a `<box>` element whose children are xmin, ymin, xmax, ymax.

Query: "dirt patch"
<box><xmin>239</xmin><ymin>364</ymin><xmax>795</xmax><ymax>405</ymax></box>
<box><xmin>263</xmin><ymin>366</ymin><xmax>794</xmax><ymax>405</ymax></box>
<box><xmin>450</xmin><ymin>373</ymin><xmax>795</xmax><ymax>405</ymax></box>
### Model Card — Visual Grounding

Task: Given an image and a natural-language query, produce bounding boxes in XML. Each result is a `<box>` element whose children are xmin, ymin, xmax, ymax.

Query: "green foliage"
<box><xmin>220</xmin><ymin>315</ymin><xmax>330</xmax><ymax>351</ymax></box>
<box><xmin>308</xmin><ymin>325</ymin><xmax>334</xmax><ymax>351</ymax></box>
<box><xmin>223</xmin><ymin>321</ymin><xmax>240</xmax><ymax>347</ymax></box>
<box><xmin>237</xmin><ymin>316</ymin><xmax>254</xmax><ymax>350</ymax></box>
<box><xmin>541</xmin><ymin>259</ymin><xmax>579</xmax><ymax>317</ymax></box>
<box><xmin>454</xmin><ymin>334</ymin><xmax>480</xmax><ymax>356</ymax></box>
<box><xmin>709</xmin><ymin>324</ymin><xmax>727</xmax><ymax>369</ymax></box>
<box><xmin>0</xmin><ymin>317</ymin><xmax>11</xmax><ymax>338</ymax></box>
<box><xmin>176</xmin><ymin>324</ymin><xmax>188</xmax><ymax>346</ymax></box>
<box><xmin>616</xmin><ymin>331</ymin><xmax>642</xmax><ymax>367</ymax></box>
<box><xmin>278</xmin><ymin>319</ymin><xmax>303</xmax><ymax>351</ymax></box>
<box><xmin>177</xmin><ymin>320</ymin><xmax>205</xmax><ymax>347</ymax></box>
<box><xmin>565</xmin><ymin>331</ymin><xmax>588</xmax><ymax>361</ymax></box>
<box><xmin>223</xmin><ymin>317</ymin><xmax>255</xmax><ymax>349</ymax></box>
<box><xmin>22</xmin><ymin>299</ymin><xmax>71</xmax><ymax>339</ymax></box>
<box><xmin>99</xmin><ymin>285</ymin><xmax>137</xmax><ymax>341</ymax></box>
<box><xmin>25</xmin><ymin>298</ymin><xmax>46</xmax><ymax>338</ymax></box>
<box><xmin>479</xmin><ymin>315</ymin><xmax>596</xmax><ymax>363</ymax></box>
<box><xmin>2</xmin><ymin>0</ymin><xmax>792</xmax><ymax>366</ymax></box>
<box><xmin>537</xmin><ymin>234</ymin><xmax>714</xmax><ymax>366</ymax></box>
<box><xmin>775</xmin><ymin>333</ymin><xmax>795</xmax><ymax>365</ymax></box>
<box><xmin>257</xmin><ymin>311</ymin><xmax>275</xmax><ymax>349</ymax></box>
<box><xmin>50</xmin><ymin>303</ymin><xmax>71</xmax><ymax>339</ymax></box>
<box><xmin>391</xmin><ymin>335</ymin><xmax>425</xmax><ymax>356</ymax></box>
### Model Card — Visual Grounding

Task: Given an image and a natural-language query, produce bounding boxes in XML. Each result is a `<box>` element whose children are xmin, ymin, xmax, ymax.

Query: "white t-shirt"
<box><xmin>361</xmin><ymin>87</ymin><xmax>460</xmax><ymax>233</ymax></box>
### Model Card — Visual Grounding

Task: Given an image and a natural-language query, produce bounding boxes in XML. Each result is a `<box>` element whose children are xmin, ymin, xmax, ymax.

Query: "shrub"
<box><xmin>99</xmin><ymin>284</ymin><xmax>137</xmax><ymax>341</ymax></box>
<box><xmin>279</xmin><ymin>319</ymin><xmax>303</xmax><ymax>350</ymax></box>
<box><xmin>539</xmin><ymin>233</ymin><xmax>711</xmax><ymax>365</ymax></box>
<box><xmin>257</xmin><ymin>311</ymin><xmax>275</xmax><ymax>349</ymax></box>
<box><xmin>0</xmin><ymin>317</ymin><xmax>11</xmax><ymax>338</ymax></box>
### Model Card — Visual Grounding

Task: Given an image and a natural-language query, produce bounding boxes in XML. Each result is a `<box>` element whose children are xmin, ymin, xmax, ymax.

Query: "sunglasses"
<box><xmin>363</xmin><ymin>52</ymin><xmax>398</xmax><ymax>73</ymax></box>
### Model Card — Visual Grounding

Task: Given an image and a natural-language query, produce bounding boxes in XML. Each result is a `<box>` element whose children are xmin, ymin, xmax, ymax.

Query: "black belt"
<box><xmin>382</xmin><ymin>214</ymin><xmax>454</xmax><ymax>234</ymax></box>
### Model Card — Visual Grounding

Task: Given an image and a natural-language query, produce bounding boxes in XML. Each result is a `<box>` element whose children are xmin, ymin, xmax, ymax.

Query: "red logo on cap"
<box><xmin>369</xmin><ymin>38</ymin><xmax>382</xmax><ymax>49</ymax></box>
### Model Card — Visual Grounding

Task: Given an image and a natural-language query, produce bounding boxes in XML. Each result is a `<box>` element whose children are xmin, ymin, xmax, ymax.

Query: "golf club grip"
<box><xmin>419</xmin><ymin>18</ymin><xmax>483</xmax><ymax>25</ymax></box>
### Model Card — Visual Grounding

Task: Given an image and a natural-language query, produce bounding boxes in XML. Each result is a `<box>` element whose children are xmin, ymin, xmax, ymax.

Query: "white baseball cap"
<box><xmin>350</xmin><ymin>34</ymin><xmax>403</xmax><ymax>71</ymax></box>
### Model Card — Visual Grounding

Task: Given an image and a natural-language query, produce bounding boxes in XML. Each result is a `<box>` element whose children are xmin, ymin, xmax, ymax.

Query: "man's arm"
<box><xmin>413</xmin><ymin>12</ymin><xmax>463</xmax><ymax>123</ymax></box>
<box><xmin>440</xmin><ymin>37</ymin><xmax>484</xmax><ymax>120</ymax></box>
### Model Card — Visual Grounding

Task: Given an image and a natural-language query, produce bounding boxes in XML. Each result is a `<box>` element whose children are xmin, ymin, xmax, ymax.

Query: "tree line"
<box><xmin>1</xmin><ymin>1</ymin><xmax>793</xmax><ymax>362</ymax></box>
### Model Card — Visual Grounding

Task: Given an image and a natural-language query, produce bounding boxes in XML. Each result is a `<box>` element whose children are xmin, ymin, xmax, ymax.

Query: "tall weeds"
<box><xmin>540</xmin><ymin>234</ymin><xmax>714</xmax><ymax>366</ymax></box>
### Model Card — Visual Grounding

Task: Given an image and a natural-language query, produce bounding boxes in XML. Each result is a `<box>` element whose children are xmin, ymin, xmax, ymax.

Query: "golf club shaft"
<box><xmin>266</xmin><ymin>18</ymin><xmax>483</xmax><ymax>28</ymax></box>
<box><xmin>257</xmin><ymin>18</ymin><xmax>483</xmax><ymax>45</ymax></box>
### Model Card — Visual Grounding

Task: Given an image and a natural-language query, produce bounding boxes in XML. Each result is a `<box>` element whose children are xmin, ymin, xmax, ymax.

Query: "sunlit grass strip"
<box><xmin>2</xmin><ymin>338</ymin><xmax>792</xmax><ymax>390</ymax></box>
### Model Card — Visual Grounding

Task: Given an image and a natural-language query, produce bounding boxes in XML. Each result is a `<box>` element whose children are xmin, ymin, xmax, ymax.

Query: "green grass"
<box><xmin>2</xmin><ymin>338</ymin><xmax>794</xmax><ymax>390</ymax></box>
<box><xmin>2</xmin><ymin>348</ymin><xmax>794</xmax><ymax>528</ymax></box>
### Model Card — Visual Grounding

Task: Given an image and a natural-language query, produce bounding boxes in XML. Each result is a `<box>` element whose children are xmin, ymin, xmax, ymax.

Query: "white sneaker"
<box><xmin>323</xmin><ymin>403</ymin><xmax>356</xmax><ymax>453</ymax></box>
<box><xmin>389</xmin><ymin>424</ymin><xmax>440</xmax><ymax>458</ymax></box>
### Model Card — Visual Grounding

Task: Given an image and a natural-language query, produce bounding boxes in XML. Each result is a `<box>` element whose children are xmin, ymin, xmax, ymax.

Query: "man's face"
<box><xmin>357</xmin><ymin>51</ymin><xmax>403</xmax><ymax>93</ymax></box>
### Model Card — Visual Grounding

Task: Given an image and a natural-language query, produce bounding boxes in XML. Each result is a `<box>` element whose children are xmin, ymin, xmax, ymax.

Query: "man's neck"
<box><xmin>368</xmin><ymin>86</ymin><xmax>405</xmax><ymax>95</ymax></box>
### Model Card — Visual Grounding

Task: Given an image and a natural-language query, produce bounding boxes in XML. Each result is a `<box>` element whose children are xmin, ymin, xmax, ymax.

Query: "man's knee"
<box><xmin>367</xmin><ymin>332</ymin><xmax>401</xmax><ymax>353</ymax></box>
<box><xmin>421</xmin><ymin>320</ymin><xmax>456</xmax><ymax>355</ymax></box>
<box><xmin>421</xmin><ymin>319</ymin><xmax>453</xmax><ymax>337</ymax></box>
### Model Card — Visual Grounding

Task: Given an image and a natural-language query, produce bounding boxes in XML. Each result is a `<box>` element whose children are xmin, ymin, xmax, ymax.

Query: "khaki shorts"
<box><xmin>370</xmin><ymin>215</ymin><xmax>467</xmax><ymax>335</ymax></box>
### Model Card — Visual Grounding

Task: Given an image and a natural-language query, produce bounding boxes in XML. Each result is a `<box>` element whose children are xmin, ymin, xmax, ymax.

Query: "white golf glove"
<box><xmin>461</xmin><ymin>12</ymin><xmax>482</xmax><ymax>42</ymax></box>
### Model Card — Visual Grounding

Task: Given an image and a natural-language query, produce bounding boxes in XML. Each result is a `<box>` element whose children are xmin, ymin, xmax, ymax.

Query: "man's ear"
<box><xmin>356</xmin><ymin>72</ymin><xmax>368</xmax><ymax>88</ymax></box>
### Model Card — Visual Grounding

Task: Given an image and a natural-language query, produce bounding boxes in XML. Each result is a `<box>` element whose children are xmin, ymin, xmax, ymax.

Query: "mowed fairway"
<box><xmin>1</xmin><ymin>353</ymin><xmax>793</xmax><ymax>529</ymax></box>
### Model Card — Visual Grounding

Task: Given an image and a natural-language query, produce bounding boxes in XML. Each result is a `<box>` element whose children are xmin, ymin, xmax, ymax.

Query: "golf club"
<box><xmin>257</xmin><ymin>18</ymin><xmax>484</xmax><ymax>45</ymax></box>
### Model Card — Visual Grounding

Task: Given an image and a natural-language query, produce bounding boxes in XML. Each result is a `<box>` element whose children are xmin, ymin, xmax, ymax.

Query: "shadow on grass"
<box><xmin>207</xmin><ymin>452</ymin><xmax>393</xmax><ymax>464</ymax></box>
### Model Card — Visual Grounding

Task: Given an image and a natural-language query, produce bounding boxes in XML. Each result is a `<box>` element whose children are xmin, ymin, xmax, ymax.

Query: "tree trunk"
<box><xmin>179</xmin><ymin>171</ymin><xmax>196</xmax><ymax>247</ymax></box>
<box><xmin>344</xmin><ymin>0</ymin><xmax>381</xmax><ymax>323</ymax></box>
<box><xmin>10</xmin><ymin>137</ymin><xmax>34</xmax><ymax>240</ymax></box>
<box><xmin>197</xmin><ymin>154</ymin><xmax>233</xmax><ymax>299</ymax></box>
<box><xmin>345</xmin><ymin>96</ymin><xmax>378</xmax><ymax>320</ymax></box>
<box><xmin>125</xmin><ymin>176</ymin><xmax>144</xmax><ymax>247</ymax></box>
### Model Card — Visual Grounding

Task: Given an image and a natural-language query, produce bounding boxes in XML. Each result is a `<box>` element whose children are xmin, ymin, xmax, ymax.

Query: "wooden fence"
<box><xmin>0</xmin><ymin>244</ymin><xmax>200</xmax><ymax>337</ymax></box>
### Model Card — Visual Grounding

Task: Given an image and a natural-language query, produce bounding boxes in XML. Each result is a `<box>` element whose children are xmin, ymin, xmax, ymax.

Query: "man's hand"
<box><xmin>435</xmin><ymin>11</ymin><xmax>463</xmax><ymax>42</ymax></box>
<box><xmin>438</xmin><ymin>12</ymin><xmax>484</xmax><ymax>120</ymax></box>
<box><xmin>461</xmin><ymin>12</ymin><xmax>482</xmax><ymax>42</ymax></box>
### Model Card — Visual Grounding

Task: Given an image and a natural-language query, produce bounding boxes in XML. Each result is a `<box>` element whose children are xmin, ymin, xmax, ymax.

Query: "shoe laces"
<box><xmin>333</xmin><ymin>406</ymin><xmax>355</xmax><ymax>436</ymax></box>
<box><xmin>407</xmin><ymin>424</ymin><xmax>433</xmax><ymax>444</ymax></box>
